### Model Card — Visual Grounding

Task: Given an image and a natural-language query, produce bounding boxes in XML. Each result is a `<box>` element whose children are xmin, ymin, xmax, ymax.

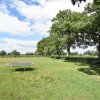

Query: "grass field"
<box><xmin>0</xmin><ymin>57</ymin><xmax>100</xmax><ymax>100</ymax></box>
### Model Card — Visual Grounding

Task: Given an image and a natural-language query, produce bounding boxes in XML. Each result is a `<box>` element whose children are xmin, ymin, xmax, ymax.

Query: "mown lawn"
<box><xmin>0</xmin><ymin>57</ymin><xmax>100</xmax><ymax>100</ymax></box>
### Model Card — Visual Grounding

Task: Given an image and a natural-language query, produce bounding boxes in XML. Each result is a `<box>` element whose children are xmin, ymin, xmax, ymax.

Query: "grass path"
<box><xmin>0</xmin><ymin>57</ymin><xmax>100</xmax><ymax>100</ymax></box>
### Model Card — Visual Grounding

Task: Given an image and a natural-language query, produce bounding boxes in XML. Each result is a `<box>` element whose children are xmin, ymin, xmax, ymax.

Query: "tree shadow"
<box><xmin>64</xmin><ymin>57</ymin><xmax>100</xmax><ymax>75</ymax></box>
<box><xmin>13</xmin><ymin>67</ymin><xmax>36</xmax><ymax>72</ymax></box>
<box><xmin>79</xmin><ymin>63</ymin><xmax>100</xmax><ymax>75</ymax></box>
<box><xmin>78</xmin><ymin>67</ymin><xmax>100</xmax><ymax>75</ymax></box>
<box><xmin>78</xmin><ymin>68</ymin><xmax>97</xmax><ymax>75</ymax></box>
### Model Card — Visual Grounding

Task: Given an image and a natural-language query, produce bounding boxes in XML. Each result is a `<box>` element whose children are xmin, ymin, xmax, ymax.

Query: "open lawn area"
<box><xmin>0</xmin><ymin>57</ymin><xmax>100</xmax><ymax>100</ymax></box>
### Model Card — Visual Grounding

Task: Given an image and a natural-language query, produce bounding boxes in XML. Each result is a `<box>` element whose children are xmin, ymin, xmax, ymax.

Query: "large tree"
<box><xmin>51</xmin><ymin>10</ymin><xmax>88</xmax><ymax>57</ymax></box>
<box><xmin>36</xmin><ymin>3</ymin><xmax>99</xmax><ymax>59</ymax></box>
<box><xmin>83</xmin><ymin>3</ymin><xmax>100</xmax><ymax>59</ymax></box>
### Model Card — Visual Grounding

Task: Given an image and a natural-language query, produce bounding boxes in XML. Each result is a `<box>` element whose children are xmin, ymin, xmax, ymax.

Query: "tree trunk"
<box><xmin>57</xmin><ymin>47</ymin><xmax>61</xmax><ymax>59</ymax></box>
<box><xmin>97</xmin><ymin>35</ymin><xmax>100</xmax><ymax>60</ymax></box>
<box><xmin>56</xmin><ymin>51</ymin><xmax>60</xmax><ymax>59</ymax></box>
<box><xmin>66</xmin><ymin>46</ymin><xmax>70</xmax><ymax>58</ymax></box>
<box><xmin>41</xmin><ymin>52</ymin><xmax>43</xmax><ymax>56</ymax></box>
<box><xmin>98</xmin><ymin>47</ymin><xmax>100</xmax><ymax>59</ymax></box>
<box><xmin>56</xmin><ymin>46</ymin><xmax>60</xmax><ymax>59</ymax></box>
<box><xmin>68</xmin><ymin>47</ymin><xmax>70</xmax><ymax>57</ymax></box>
<box><xmin>98</xmin><ymin>36</ymin><xmax>100</xmax><ymax>59</ymax></box>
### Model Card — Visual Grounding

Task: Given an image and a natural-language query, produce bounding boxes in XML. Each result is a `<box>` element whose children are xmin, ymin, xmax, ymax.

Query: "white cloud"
<box><xmin>12</xmin><ymin>0</ymin><xmax>93</xmax><ymax>36</ymax></box>
<box><xmin>0</xmin><ymin>4</ymin><xmax>9</xmax><ymax>14</ymax></box>
<box><xmin>0</xmin><ymin>38</ymin><xmax>38</xmax><ymax>53</ymax></box>
<box><xmin>0</xmin><ymin>0</ymin><xmax>93</xmax><ymax>53</ymax></box>
<box><xmin>13</xmin><ymin>0</ymin><xmax>43</xmax><ymax>20</ymax></box>
<box><xmin>31</xmin><ymin>19</ymin><xmax>52</xmax><ymax>36</ymax></box>
<box><xmin>70</xmin><ymin>46</ymin><xmax>96</xmax><ymax>54</ymax></box>
<box><xmin>13</xmin><ymin>0</ymin><xmax>93</xmax><ymax>20</ymax></box>
<box><xmin>0</xmin><ymin>12</ymin><xmax>34</xmax><ymax>36</ymax></box>
<box><xmin>0</xmin><ymin>0</ymin><xmax>93</xmax><ymax>37</ymax></box>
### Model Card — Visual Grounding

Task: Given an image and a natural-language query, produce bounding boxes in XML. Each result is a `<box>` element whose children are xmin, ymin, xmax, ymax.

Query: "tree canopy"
<box><xmin>0</xmin><ymin>50</ymin><xmax>6</xmax><ymax>57</ymax></box>
<box><xmin>83</xmin><ymin>3</ymin><xmax>100</xmax><ymax>58</ymax></box>
<box><xmin>11</xmin><ymin>50</ymin><xmax>20</xmax><ymax>57</ymax></box>
<box><xmin>36</xmin><ymin>2</ymin><xmax>100</xmax><ymax>59</ymax></box>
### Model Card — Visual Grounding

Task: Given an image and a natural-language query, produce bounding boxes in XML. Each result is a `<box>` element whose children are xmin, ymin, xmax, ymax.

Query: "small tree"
<box><xmin>0</xmin><ymin>50</ymin><xmax>6</xmax><ymax>57</ymax></box>
<box><xmin>11</xmin><ymin>50</ymin><xmax>20</xmax><ymax>57</ymax></box>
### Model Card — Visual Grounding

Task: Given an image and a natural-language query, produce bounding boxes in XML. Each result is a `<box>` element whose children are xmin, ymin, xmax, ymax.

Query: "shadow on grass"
<box><xmin>64</xmin><ymin>57</ymin><xmax>100</xmax><ymax>75</ymax></box>
<box><xmin>13</xmin><ymin>67</ymin><xmax>36</xmax><ymax>72</ymax></box>
<box><xmin>78</xmin><ymin>67</ymin><xmax>100</xmax><ymax>75</ymax></box>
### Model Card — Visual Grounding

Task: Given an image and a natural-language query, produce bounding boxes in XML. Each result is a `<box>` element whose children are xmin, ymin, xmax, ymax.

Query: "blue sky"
<box><xmin>0</xmin><ymin>0</ymin><xmax>94</xmax><ymax>53</ymax></box>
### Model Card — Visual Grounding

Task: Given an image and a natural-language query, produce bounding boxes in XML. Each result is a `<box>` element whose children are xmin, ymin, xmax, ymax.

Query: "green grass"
<box><xmin>0</xmin><ymin>57</ymin><xmax>100</xmax><ymax>100</ymax></box>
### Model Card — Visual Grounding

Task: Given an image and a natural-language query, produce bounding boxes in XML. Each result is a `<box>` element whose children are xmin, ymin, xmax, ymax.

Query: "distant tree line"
<box><xmin>35</xmin><ymin>3</ymin><xmax>100</xmax><ymax>59</ymax></box>
<box><xmin>0</xmin><ymin>50</ymin><xmax>34</xmax><ymax>57</ymax></box>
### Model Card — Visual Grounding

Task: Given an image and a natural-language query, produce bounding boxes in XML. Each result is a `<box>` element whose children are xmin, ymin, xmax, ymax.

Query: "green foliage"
<box><xmin>36</xmin><ymin>9</ymin><xmax>91</xmax><ymax>57</ymax></box>
<box><xmin>36</xmin><ymin>3</ymin><xmax>100</xmax><ymax>59</ymax></box>
<box><xmin>0</xmin><ymin>50</ymin><xmax>6</xmax><ymax>57</ymax></box>
<box><xmin>11</xmin><ymin>50</ymin><xmax>20</xmax><ymax>57</ymax></box>
<box><xmin>51</xmin><ymin>10</ymin><xmax>83</xmax><ymax>57</ymax></box>
<box><xmin>83</xmin><ymin>3</ymin><xmax>100</xmax><ymax>59</ymax></box>
<box><xmin>35</xmin><ymin>37</ymin><xmax>51</xmax><ymax>56</ymax></box>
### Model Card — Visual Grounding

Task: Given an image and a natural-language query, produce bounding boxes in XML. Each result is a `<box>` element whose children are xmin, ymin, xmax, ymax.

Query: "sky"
<box><xmin>0</xmin><ymin>0</ymin><xmax>94</xmax><ymax>54</ymax></box>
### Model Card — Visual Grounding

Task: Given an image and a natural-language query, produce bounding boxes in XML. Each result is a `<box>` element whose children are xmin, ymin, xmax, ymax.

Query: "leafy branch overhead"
<box><xmin>71</xmin><ymin>0</ymin><xmax>100</xmax><ymax>6</ymax></box>
<box><xmin>71</xmin><ymin>0</ymin><xmax>86</xmax><ymax>5</ymax></box>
